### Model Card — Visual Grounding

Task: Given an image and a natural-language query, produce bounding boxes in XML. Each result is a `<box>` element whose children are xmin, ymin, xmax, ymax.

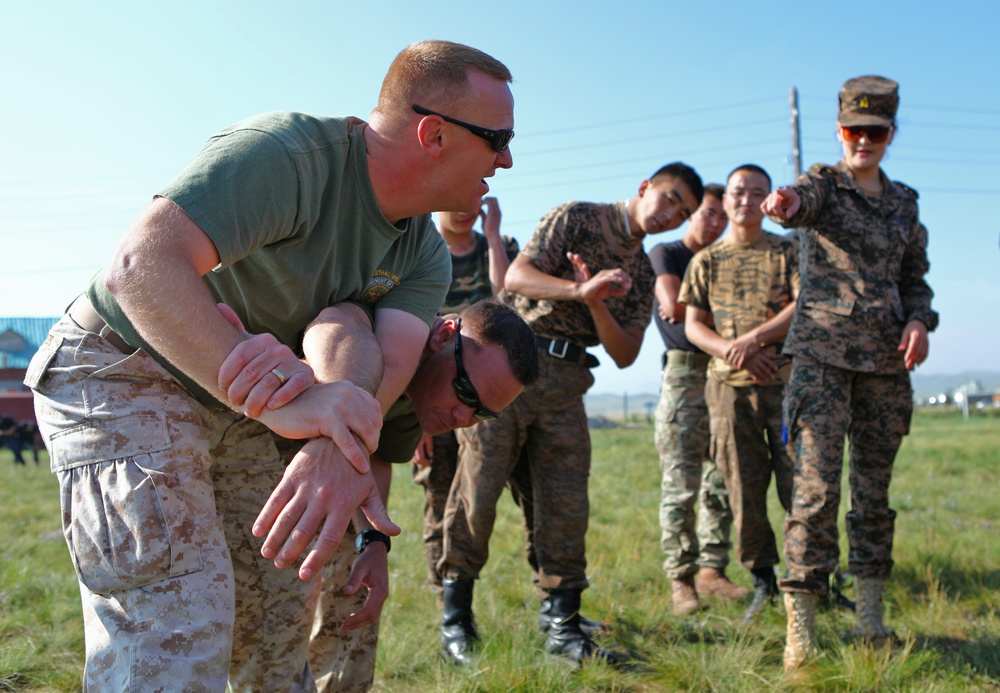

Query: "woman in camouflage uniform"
<box><xmin>762</xmin><ymin>75</ymin><xmax>938</xmax><ymax>672</ymax></box>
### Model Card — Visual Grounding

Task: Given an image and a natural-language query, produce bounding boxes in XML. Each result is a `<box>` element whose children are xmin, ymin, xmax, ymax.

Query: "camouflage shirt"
<box><xmin>442</xmin><ymin>232</ymin><xmax>519</xmax><ymax>314</ymax></box>
<box><xmin>680</xmin><ymin>231</ymin><xmax>799</xmax><ymax>387</ymax></box>
<box><xmin>507</xmin><ymin>201</ymin><xmax>654</xmax><ymax>345</ymax></box>
<box><xmin>778</xmin><ymin>160</ymin><xmax>938</xmax><ymax>373</ymax></box>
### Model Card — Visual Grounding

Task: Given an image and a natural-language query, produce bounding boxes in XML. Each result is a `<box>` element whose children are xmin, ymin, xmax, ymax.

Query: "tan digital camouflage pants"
<box><xmin>440</xmin><ymin>350</ymin><xmax>594</xmax><ymax>592</ymax></box>
<box><xmin>26</xmin><ymin>315</ymin><xmax>319</xmax><ymax>692</ymax></box>
<box><xmin>780</xmin><ymin>357</ymin><xmax>911</xmax><ymax>594</ymax></box>
<box><xmin>705</xmin><ymin>378</ymin><xmax>793</xmax><ymax>571</ymax></box>
<box><xmin>654</xmin><ymin>351</ymin><xmax>734</xmax><ymax>580</ymax></box>
<box><xmin>307</xmin><ymin>523</ymin><xmax>378</xmax><ymax>693</ymax></box>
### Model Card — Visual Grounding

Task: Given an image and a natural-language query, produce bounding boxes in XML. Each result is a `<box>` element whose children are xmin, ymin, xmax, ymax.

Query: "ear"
<box><xmin>426</xmin><ymin>316</ymin><xmax>459</xmax><ymax>353</ymax></box>
<box><xmin>637</xmin><ymin>179</ymin><xmax>651</xmax><ymax>198</ymax></box>
<box><xmin>416</xmin><ymin>115</ymin><xmax>446</xmax><ymax>160</ymax></box>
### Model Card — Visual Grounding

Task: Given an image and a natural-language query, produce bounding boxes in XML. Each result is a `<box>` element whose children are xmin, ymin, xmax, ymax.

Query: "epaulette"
<box><xmin>808</xmin><ymin>162</ymin><xmax>838</xmax><ymax>179</ymax></box>
<box><xmin>893</xmin><ymin>181</ymin><xmax>919</xmax><ymax>199</ymax></box>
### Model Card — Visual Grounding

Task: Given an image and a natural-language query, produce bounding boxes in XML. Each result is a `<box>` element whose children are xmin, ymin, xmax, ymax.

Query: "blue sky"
<box><xmin>3</xmin><ymin>1</ymin><xmax>998</xmax><ymax>395</ymax></box>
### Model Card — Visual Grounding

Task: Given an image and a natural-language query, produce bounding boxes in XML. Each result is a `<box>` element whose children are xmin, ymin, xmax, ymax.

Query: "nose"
<box><xmin>454</xmin><ymin>405</ymin><xmax>478</xmax><ymax>428</ymax></box>
<box><xmin>496</xmin><ymin>147</ymin><xmax>513</xmax><ymax>169</ymax></box>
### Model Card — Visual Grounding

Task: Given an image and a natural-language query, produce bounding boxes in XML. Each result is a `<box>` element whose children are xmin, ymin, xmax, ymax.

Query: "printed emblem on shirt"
<box><xmin>360</xmin><ymin>269</ymin><xmax>401</xmax><ymax>307</ymax></box>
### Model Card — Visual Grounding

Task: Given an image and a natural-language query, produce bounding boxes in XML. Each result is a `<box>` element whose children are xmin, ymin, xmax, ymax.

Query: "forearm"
<box><xmin>654</xmin><ymin>274</ymin><xmax>683</xmax><ymax>322</ymax></box>
<box><xmin>747</xmin><ymin>301</ymin><xmax>797</xmax><ymax>346</ymax></box>
<box><xmin>303</xmin><ymin>304</ymin><xmax>383</xmax><ymax>395</ymax></box>
<box><xmin>684</xmin><ymin>309</ymin><xmax>730</xmax><ymax>359</ymax></box>
<box><xmin>106</xmin><ymin>200</ymin><xmax>243</xmax><ymax>403</ymax></box>
<box><xmin>589</xmin><ymin>301</ymin><xmax>642</xmax><ymax>367</ymax></box>
<box><xmin>505</xmin><ymin>256</ymin><xmax>582</xmax><ymax>301</ymax></box>
<box><xmin>485</xmin><ymin>236</ymin><xmax>512</xmax><ymax>294</ymax></box>
<box><xmin>352</xmin><ymin>457</ymin><xmax>393</xmax><ymax>531</ymax></box>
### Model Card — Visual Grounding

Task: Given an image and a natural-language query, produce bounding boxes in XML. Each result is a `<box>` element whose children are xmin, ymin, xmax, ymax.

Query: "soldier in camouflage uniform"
<box><xmin>410</xmin><ymin>197</ymin><xmax>519</xmax><ymax>603</ymax></box>
<box><xmin>651</xmin><ymin>183</ymin><xmax>748</xmax><ymax>615</ymax></box>
<box><xmin>438</xmin><ymin>163</ymin><xmax>704</xmax><ymax>667</ymax></box>
<box><xmin>763</xmin><ymin>76</ymin><xmax>938</xmax><ymax>672</ymax></box>
<box><xmin>23</xmin><ymin>41</ymin><xmax>515</xmax><ymax>691</ymax></box>
<box><xmin>681</xmin><ymin>164</ymin><xmax>799</xmax><ymax>625</ymax></box>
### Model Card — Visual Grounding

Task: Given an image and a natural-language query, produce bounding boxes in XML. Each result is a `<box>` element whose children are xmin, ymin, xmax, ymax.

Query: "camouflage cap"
<box><xmin>838</xmin><ymin>75</ymin><xmax>898</xmax><ymax>127</ymax></box>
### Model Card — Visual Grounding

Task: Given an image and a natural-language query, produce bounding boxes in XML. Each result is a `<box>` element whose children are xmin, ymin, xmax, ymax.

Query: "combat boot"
<box><xmin>696</xmin><ymin>567</ymin><xmax>750</xmax><ymax>600</ymax></box>
<box><xmin>544</xmin><ymin>589</ymin><xmax>625</xmax><ymax>668</ymax></box>
<box><xmin>441</xmin><ymin>578</ymin><xmax>479</xmax><ymax>666</ymax></box>
<box><xmin>671</xmin><ymin>576</ymin><xmax>705</xmax><ymax>616</ymax></box>
<box><xmin>855</xmin><ymin>576</ymin><xmax>893</xmax><ymax>647</ymax></box>
<box><xmin>538</xmin><ymin>596</ymin><xmax>607</xmax><ymax>636</ymax></box>
<box><xmin>741</xmin><ymin>567</ymin><xmax>778</xmax><ymax>625</ymax></box>
<box><xmin>783</xmin><ymin>591</ymin><xmax>818</xmax><ymax>672</ymax></box>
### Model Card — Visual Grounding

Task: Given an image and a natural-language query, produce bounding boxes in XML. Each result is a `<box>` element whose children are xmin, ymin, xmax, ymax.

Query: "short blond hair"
<box><xmin>375</xmin><ymin>40</ymin><xmax>512</xmax><ymax>126</ymax></box>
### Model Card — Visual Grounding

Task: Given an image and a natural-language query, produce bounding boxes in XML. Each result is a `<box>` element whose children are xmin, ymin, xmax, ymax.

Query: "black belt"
<box><xmin>535</xmin><ymin>337</ymin><xmax>600</xmax><ymax>368</ymax></box>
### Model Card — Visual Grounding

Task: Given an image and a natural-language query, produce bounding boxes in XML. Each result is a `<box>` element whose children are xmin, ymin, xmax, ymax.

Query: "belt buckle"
<box><xmin>547</xmin><ymin>340</ymin><xmax>569</xmax><ymax>359</ymax></box>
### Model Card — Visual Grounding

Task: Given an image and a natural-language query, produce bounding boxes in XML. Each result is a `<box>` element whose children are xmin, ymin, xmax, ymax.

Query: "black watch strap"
<box><xmin>355</xmin><ymin>529</ymin><xmax>391</xmax><ymax>554</ymax></box>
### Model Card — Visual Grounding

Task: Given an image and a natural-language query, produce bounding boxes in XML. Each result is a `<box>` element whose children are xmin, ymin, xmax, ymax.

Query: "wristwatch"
<box><xmin>355</xmin><ymin>529</ymin><xmax>391</xmax><ymax>555</ymax></box>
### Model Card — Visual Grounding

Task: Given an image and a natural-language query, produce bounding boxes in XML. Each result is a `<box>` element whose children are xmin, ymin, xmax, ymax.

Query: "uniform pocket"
<box><xmin>53</xmin><ymin>413</ymin><xmax>205</xmax><ymax>595</ymax></box>
<box><xmin>23</xmin><ymin>333</ymin><xmax>63</xmax><ymax>392</ymax></box>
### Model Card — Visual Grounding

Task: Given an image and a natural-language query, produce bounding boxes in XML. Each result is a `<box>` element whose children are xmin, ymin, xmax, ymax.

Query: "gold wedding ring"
<box><xmin>271</xmin><ymin>367</ymin><xmax>287</xmax><ymax>385</ymax></box>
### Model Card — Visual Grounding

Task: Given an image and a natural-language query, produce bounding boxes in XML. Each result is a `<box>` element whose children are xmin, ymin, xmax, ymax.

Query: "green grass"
<box><xmin>2</xmin><ymin>409</ymin><xmax>999</xmax><ymax>691</ymax></box>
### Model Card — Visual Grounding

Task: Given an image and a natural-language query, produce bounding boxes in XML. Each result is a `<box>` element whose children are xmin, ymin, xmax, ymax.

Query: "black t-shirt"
<box><xmin>649</xmin><ymin>240</ymin><xmax>702</xmax><ymax>353</ymax></box>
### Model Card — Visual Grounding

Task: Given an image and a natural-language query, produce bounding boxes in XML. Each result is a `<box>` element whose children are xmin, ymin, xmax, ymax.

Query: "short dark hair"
<box><xmin>703</xmin><ymin>183</ymin><xmax>725</xmax><ymax>202</ymax></box>
<box><xmin>649</xmin><ymin>162</ymin><xmax>704</xmax><ymax>206</ymax></box>
<box><xmin>726</xmin><ymin>164</ymin><xmax>772</xmax><ymax>190</ymax></box>
<box><xmin>460</xmin><ymin>300</ymin><xmax>538</xmax><ymax>386</ymax></box>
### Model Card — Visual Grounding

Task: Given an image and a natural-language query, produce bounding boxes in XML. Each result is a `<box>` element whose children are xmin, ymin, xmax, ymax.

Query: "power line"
<box><xmin>519</xmin><ymin>96</ymin><xmax>781</xmax><ymax>138</ymax></box>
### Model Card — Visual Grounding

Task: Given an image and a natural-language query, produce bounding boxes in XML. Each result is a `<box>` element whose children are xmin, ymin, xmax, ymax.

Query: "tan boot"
<box><xmin>671</xmin><ymin>576</ymin><xmax>705</xmax><ymax>616</ymax></box>
<box><xmin>855</xmin><ymin>577</ymin><xmax>893</xmax><ymax>647</ymax></box>
<box><xmin>783</xmin><ymin>592</ymin><xmax>818</xmax><ymax>672</ymax></box>
<box><xmin>696</xmin><ymin>567</ymin><xmax>750</xmax><ymax>600</ymax></box>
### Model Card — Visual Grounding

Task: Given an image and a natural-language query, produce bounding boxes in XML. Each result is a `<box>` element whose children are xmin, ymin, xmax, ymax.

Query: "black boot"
<box><xmin>441</xmin><ymin>578</ymin><xmax>479</xmax><ymax>666</ymax></box>
<box><xmin>544</xmin><ymin>589</ymin><xmax>625</xmax><ymax>668</ymax></box>
<box><xmin>538</xmin><ymin>596</ymin><xmax>607</xmax><ymax>636</ymax></box>
<box><xmin>741</xmin><ymin>567</ymin><xmax>778</xmax><ymax>625</ymax></box>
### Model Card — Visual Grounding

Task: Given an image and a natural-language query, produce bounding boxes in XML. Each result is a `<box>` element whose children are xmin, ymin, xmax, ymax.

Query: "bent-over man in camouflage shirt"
<box><xmin>437</xmin><ymin>163</ymin><xmax>703</xmax><ymax>668</ymax></box>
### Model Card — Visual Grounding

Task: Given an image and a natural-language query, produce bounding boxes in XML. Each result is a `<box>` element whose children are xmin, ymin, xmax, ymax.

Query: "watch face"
<box><xmin>354</xmin><ymin>531</ymin><xmax>366</xmax><ymax>553</ymax></box>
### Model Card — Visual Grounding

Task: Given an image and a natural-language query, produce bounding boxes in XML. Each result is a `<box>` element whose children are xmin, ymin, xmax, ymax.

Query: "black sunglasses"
<box><xmin>452</xmin><ymin>318</ymin><xmax>501</xmax><ymax>421</ymax></box>
<box><xmin>413</xmin><ymin>104</ymin><xmax>514</xmax><ymax>153</ymax></box>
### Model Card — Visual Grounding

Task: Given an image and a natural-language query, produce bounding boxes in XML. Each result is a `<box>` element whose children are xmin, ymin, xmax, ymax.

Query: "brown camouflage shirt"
<box><xmin>777</xmin><ymin>160</ymin><xmax>938</xmax><ymax>373</ymax></box>
<box><xmin>507</xmin><ymin>201</ymin><xmax>654</xmax><ymax>345</ymax></box>
<box><xmin>680</xmin><ymin>231</ymin><xmax>799</xmax><ymax>387</ymax></box>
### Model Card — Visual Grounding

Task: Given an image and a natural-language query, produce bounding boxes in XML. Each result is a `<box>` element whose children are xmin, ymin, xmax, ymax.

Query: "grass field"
<box><xmin>2</xmin><ymin>409</ymin><xmax>998</xmax><ymax>691</ymax></box>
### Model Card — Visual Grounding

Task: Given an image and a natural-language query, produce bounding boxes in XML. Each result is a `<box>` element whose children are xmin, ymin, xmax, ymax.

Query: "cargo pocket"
<box><xmin>23</xmin><ymin>332</ymin><xmax>63</xmax><ymax>393</ymax></box>
<box><xmin>51</xmin><ymin>412</ymin><xmax>205</xmax><ymax>595</ymax></box>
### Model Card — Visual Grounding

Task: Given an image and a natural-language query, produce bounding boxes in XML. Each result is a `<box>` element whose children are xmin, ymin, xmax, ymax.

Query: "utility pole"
<box><xmin>790</xmin><ymin>86</ymin><xmax>802</xmax><ymax>178</ymax></box>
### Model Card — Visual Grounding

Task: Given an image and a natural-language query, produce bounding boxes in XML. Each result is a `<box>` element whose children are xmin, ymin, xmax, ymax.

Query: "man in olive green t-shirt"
<box><xmin>25</xmin><ymin>40</ymin><xmax>516</xmax><ymax>691</ymax></box>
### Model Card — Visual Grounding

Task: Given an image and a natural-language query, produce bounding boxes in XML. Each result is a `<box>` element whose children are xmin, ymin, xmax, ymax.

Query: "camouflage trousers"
<box><xmin>654</xmin><ymin>351</ymin><xmax>734</xmax><ymax>580</ymax></box>
<box><xmin>26</xmin><ymin>315</ymin><xmax>319</xmax><ymax>692</ymax></box>
<box><xmin>411</xmin><ymin>430</ymin><xmax>460</xmax><ymax>596</ymax></box>
<box><xmin>413</xmin><ymin>431</ymin><xmax>536</xmax><ymax>599</ymax></box>
<box><xmin>705</xmin><ymin>378</ymin><xmax>793</xmax><ymax>571</ymax></box>
<box><xmin>307</xmin><ymin>523</ymin><xmax>378</xmax><ymax>693</ymax></box>
<box><xmin>440</xmin><ymin>350</ymin><xmax>594</xmax><ymax>592</ymax></box>
<box><xmin>780</xmin><ymin>357</ymin><xmax>911</xmax><ymax>594</ymax></box>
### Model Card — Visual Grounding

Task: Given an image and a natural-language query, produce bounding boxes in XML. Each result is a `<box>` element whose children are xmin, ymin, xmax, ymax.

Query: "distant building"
<box><xmin>0</xmin><ymin>317</ymin><xmax>59</xmax><ymax>420</ymax></box>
